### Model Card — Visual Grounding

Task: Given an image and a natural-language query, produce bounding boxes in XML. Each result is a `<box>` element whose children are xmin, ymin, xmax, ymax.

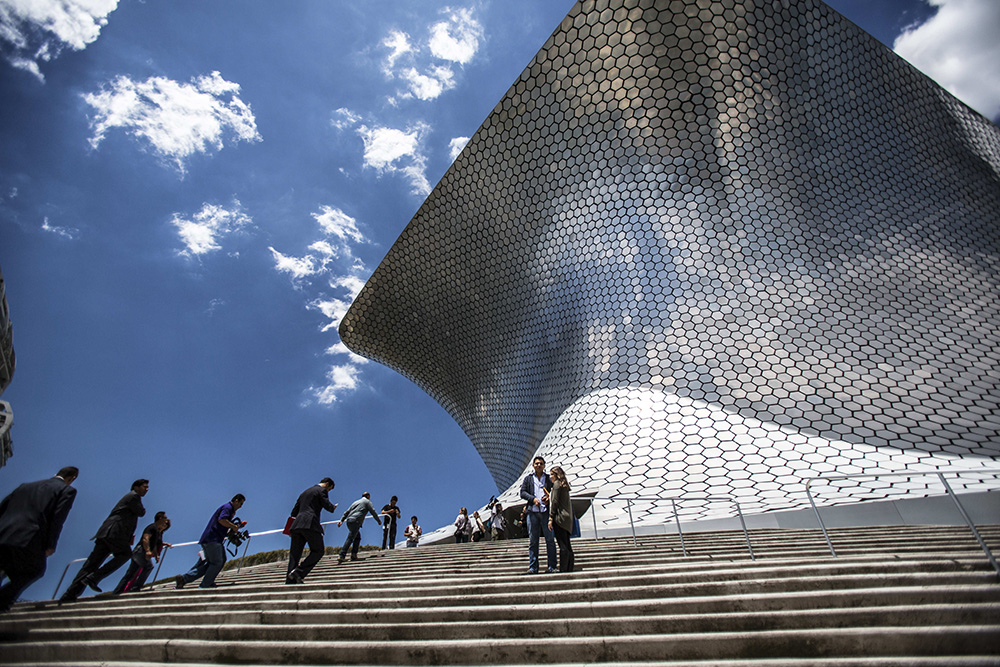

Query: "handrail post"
<box><xmin>626</xmin><ymin>499</ymin><xmax>637</xmax><ymax>548</ymax></box>
<box><xmin>236</xmin><ymin>536</ymin><xmax>252</xmax><ymax>574</ymax></box>
<box><xmin>51</xmin><ymin>557</ymin><xmax>86</xmax><ymax>600</ymax></box>
<box><xmin>733</xmin><ymin>499</ymin><xmax>755</xmax><ymax>561</ymax></box>
<box><xmin>806</xmin><ymin>479</ymin><xmax>837</xmax><ymax>558</ymax></box>
<box><xmin>153</xmin><ymin>546</ymin><xmax>169</xmax><ymax>583</ymax></box>
<box><xmin>592</xmin><ymin>497</ymin><xmax>599</xmax><ymax>540</ymax></box>
<box><xmin>937</xmin><ymin>472</ymin><xmax>1000</xmax><ymax>578</ymax></box>
<box><xmin>671</xmin><ymin>499</ymin><xmax>687</xmax><ymax>557</ymax></box>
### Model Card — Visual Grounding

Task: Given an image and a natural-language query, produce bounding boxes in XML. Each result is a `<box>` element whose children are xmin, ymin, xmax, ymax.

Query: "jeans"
<box><xmin>526</xmin><ymin>511</ymin><xmax>556</xmax><ymax>572</ymax></box>
<box><xmin>340</xmin><ymin>522</ymin><xmax>362</xmax><ymax>559</ymax></box>
<box><xmin>180</xmin><ymin>541</ymin><xmax>226</xmax><ymax>588</ymax></box>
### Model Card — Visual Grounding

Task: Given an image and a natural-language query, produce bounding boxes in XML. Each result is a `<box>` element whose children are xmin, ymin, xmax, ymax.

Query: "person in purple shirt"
<box><xmin>175</xmin><ymin>494</ymin><xmax>245</xmax><ymax>589</ymax></box>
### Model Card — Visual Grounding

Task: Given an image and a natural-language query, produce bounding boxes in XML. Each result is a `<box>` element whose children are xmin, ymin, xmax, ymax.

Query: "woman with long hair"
<box><xmin>547</xmin><ymin>466</ymin><xmax>575</xmax><ymax>572</ymax></box>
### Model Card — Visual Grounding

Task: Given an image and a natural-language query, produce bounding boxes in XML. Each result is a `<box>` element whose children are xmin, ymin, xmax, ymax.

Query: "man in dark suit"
<box><xmin>285</xmin><ymin>477</ymin><xmax>336</xmax><ymax>584</ymax></box>
<box><xmin>60</xmin><ymin>478</ymin><xmax>147</xmax><ymax>602</ymax></box>
<box><xmin>0</xmin><ymin>466</ymin><xmax>78</xmax><ymax>612</ymax></box>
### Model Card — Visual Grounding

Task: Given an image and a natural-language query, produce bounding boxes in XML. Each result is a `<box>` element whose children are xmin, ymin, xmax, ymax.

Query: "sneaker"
<box><xmin>523</xmin><ymin>569</ymin><xmax>538</xmax><ymax>575</ymax></box>
<box><xmin>174</xmin><ymin>575</ymin><xmax>185</xmax><ymax>589</ymax></box>
<box><xmin>546</xmin><ymin>568</ymin><xmax>558</xmax><ymax>573</ymax></box>
<box><xmin>337</xmin><ymin>557</ymin><xmax>346</xmax><ymax>564</ymax></box>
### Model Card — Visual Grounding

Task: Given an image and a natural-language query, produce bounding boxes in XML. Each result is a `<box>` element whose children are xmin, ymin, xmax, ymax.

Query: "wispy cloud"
<box><xmin>894</xmin><ymin>0</ymin><xmax>1000</xmax><ymax>121</ymax></box>
<box><xmin>0</xmin><ymin>0</ymin><xmax>119</xmax><ymax>81</ymax></box>
<box><xmin>41</xmin><ymin>217</ymin><xmax>79</xmax><ymax>239</ymax></box>
<box><xmin>358</xmin><ymin>124</ymin><xmax>430</xmax><ymax>195</ymax></box>
<box><xmin>269</xmin><ymin>206</ymin><xmax>373</xmax><ymax>404</ymax></box>
<box><xmin>331</xmin><ymin>107</ymin><xmax>362</xmax><ymax>131</ymax></box>
<box><xmin>380</xmin><ymin>6</ymin><xmax>483</xmax><ymax>103</ymax></box>
<box><xmin>172</xmin><ymin>201</ymin><xmax>251</xmax><ymax>256</ymax></box>
<box><xmin>83</xmin><ymin>71</ymin><xmax>261</xmax><ymax>173</ymax></box>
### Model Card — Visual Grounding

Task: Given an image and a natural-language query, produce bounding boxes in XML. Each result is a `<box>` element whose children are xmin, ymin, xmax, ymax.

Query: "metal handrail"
<box><xmin>805</xmin><ymin>469</ymin><xmax>1000</xmax><ymax>577</ymax></box>
<box><xmin>588</xmin><ymin>494</ymin><xmax>756</xmax><ymax>560</ymax></box>
<box><xmin>53</xmin><ymin>517</ymin><xmax>355</xmax><ymax>599</ymax></box>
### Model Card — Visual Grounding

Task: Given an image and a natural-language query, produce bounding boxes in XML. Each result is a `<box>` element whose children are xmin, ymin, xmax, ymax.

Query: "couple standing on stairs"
<box><xmin>519</xmin><ymin>456</ymin><xmax>575</xmax><ymax>574</ymax></box>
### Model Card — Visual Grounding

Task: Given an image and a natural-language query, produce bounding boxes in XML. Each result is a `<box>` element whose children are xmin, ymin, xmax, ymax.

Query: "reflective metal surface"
<box><xmin>341</xmin><ymin>0</ymin><xmax>1000</xmax><ymax>520</ymax></box>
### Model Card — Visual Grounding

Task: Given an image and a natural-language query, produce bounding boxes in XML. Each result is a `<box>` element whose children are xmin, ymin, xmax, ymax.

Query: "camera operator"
<box><xmin>175</xmin><ymin>494</ymin><xmax>245</xmax><ymax>589</ymax></box>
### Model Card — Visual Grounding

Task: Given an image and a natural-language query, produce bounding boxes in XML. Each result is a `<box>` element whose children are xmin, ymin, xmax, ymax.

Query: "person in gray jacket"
<box><xmin>336</xmin><ymin>492</ymin><xmax>380</xmax><ymax>563</ymax></box>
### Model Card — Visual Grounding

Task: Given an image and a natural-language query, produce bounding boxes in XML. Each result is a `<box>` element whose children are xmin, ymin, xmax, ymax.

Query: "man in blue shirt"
<box><xmin>336</xmin><ymin>492</ymin><xmax>380</xmax><ymax>563</ymax></box>
<box><xmin>519</xmin><ymin>456</ymin><xmax>556</xmax><ymax>574</ymax></box>
<box><xmin>175</xmin><ymin>494</ymin><xmax>245</xmax><ymax>589</ymax></box>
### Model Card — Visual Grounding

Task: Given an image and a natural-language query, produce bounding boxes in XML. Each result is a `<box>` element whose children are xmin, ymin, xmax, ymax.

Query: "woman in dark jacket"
<box><xmin>547</xmin><ymin>466</ymin><xmax>575</xmax><ymax>572</ymax></box>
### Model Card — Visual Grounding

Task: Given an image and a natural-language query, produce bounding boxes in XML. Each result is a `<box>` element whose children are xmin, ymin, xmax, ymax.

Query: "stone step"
<box><xmin>4</xmin><ymin>627</ymin><xmax>1000</xmax><ymax>664</ymax></box>
<box><xmin>10</xmin><ymin>604</ymin><xmax>1000</xmax><ymax>643</ymax></box>
<box><xmin>7</xmin><ymin>563</ymin><xmax>994</xmax><ymax>624</ymax></box>
<box><xmin>6</xmin><ymin>585</ymin><xmax>1000</xmax><ymax>629</ymax></box>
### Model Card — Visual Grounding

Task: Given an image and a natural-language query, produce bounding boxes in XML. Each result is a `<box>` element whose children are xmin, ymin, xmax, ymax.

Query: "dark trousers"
<box><xmin>288</xmin><ymin>529</ymin><xmax>324</xmax><ymax>579</ymax></box>
<box><xmin>0</xmin><ymin>545</ymin><xmax>45</xmax><ymax>612</ymax></box>
<box><xmin>112</xmin><ymin>554</ymin><xmax>153</xmax><ymax>594</ymax></box>
<box><xmin>62</xmin><ymin>538</ymin><xmax>130</xmax><ymax>601</ymax></box>
<box><xmin>553</xmin><ymin>523</ymin><xmax>575</xmax><ymax>573</ymax></box>
<box><xmin>339</xmin><ymin>522</ymin><xmax>362</xmax><ymax>559</ymax></box>
<box><xmin>381</xmin><ymin>522</ymin><xmax>397</xmax><ymax>549</ymax></box>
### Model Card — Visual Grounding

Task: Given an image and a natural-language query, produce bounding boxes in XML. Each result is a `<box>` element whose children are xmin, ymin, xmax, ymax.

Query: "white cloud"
<box><xmin>0</xmin><ymin>0</ymin><xmax>119</xmax><ymax>80</ymax></box>
<box><xmin>83</xmin><ymin>71</ymin><xmax>261</xmax><ymax>173</ymax></box>
<box><xmin>400</xmin><ymin>65</ymin><xmax>455</xmax><ymax>101</ymax></box>
<box><xmin>894</xmin><ymin>0</ymin><xmax>1000</xmax><ymax>120</ymax></box>
<box><xmin>448</xmin><ymin>136</ymin><xmax>469</xmax><ymax>161</ymax></box>
<box><xmin>358</xmin><ymin>124</ymin><xmax>431</xmax><ymax>195</ymax></box>
<box><xmin>331</xmin><ymin>107</ymin><xmax>361</xmax><ymax>131</ymax></box>
<box><xmin>313</xmin><ymin>205</ymin><xmax>365</xmax><ymax>244</ymax></box>
<box><xmin>382</xmin><ymin>30</ymin><xmax>411</xmax><ymax>72</ymax></box>
<box><xmin>41</xmin><ymin>217</ymin><xmax>79</xmax><ymax>239</ymax></box>
<box><xmin>270</xmin><ymin>205</ymin><xmax>375</xmax><ymax>405</ymax></box>
<box><xmin>172</xmin><ymin>201</ymin><xmax>251</xmax><ymax>256</ymax></box>
<box><xmin>269</xmin><ymin>247</ymin><xmax>319</xmax><ymax>282</ymax></box>
<box><xmin>428</xmin><ymin>7</ymin><xmax>483</xmax><ymax>64</ymax></box>
<box><xmin>310</xmin><ymin>297</ymin><xmax>352</xmax><ymax>333</ymax></box>
<box><xmin>310</xmin><ymin>363</ymin><xmax>364</xmax><ymax>405</ymax></box>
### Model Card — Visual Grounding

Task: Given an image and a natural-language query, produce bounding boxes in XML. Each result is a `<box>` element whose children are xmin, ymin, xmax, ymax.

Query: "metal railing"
<box><xmin>586</xmin><ymin>494</ymin><xmax>757</xmax><ymax>560</ymax></box>
<box><xmin>51</xmin><ymin>516</ymin><xmax>368</xmax><ymax>599</ymax></box>
<box><xmin>805</xmin><ymin>469</ymin><xmax>1000</xmax><ymax>577</ymax></box>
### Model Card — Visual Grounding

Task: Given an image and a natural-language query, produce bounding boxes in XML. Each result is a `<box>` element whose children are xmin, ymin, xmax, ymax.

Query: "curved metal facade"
<box><xmin>340</xmin><ymin>0</ymin><xmax>1000</xmax><ymax>518</ymax></box>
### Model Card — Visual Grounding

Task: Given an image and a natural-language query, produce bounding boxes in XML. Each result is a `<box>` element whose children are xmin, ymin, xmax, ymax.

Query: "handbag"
<box><xmin>571</xmin><ymin>517</ymin><xmax>581</xmax><ymax>538</ymax></box>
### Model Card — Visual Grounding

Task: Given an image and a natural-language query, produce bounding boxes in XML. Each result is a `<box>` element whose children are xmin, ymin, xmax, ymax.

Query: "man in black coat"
<box><xmin>285</xmin><ymin>477</ymin><xmax>336</xmax><ymax>584</ymax></box>
<box><xmin>0</xmin><ymin>466</ymin><xmax>78</xmax><ymax>612</ymax></box>
<box><xmin>60</xmin><ymin>478</ymin><xmax>147</xmax><ymax>602</ymax></box>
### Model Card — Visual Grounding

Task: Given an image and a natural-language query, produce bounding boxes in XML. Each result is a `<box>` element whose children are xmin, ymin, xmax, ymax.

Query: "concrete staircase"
<box><xmin>1</xmin><ymin>524</ymin><xmax>998</xmax><ymax>665</ymax></box>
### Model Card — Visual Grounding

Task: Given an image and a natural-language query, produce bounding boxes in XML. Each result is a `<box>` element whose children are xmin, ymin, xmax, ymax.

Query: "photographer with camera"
<box><xmin>175</xmin><ymin>494</ymin><xmax>245</xmax><ymax>589</ymax></box>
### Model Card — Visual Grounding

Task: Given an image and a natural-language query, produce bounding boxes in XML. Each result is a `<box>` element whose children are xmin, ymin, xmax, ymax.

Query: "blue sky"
<box><xmin>1</xmin><ymin>0</ymin><xmax>998</xmax><ymax>601</ymax></box>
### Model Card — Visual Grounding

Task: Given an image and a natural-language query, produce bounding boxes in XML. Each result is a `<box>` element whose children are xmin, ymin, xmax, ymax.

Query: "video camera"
<box><xmin>226</xmin><ymin>517</ymin><xmax>250</xmax><ymax>553</ymax></box>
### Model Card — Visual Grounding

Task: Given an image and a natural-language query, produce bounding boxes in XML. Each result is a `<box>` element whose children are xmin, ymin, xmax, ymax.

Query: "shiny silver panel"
<box><xmin>341</xmin><ymin>0</ymin><xmax>1000</xmax><ymax>519</ymax></box>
